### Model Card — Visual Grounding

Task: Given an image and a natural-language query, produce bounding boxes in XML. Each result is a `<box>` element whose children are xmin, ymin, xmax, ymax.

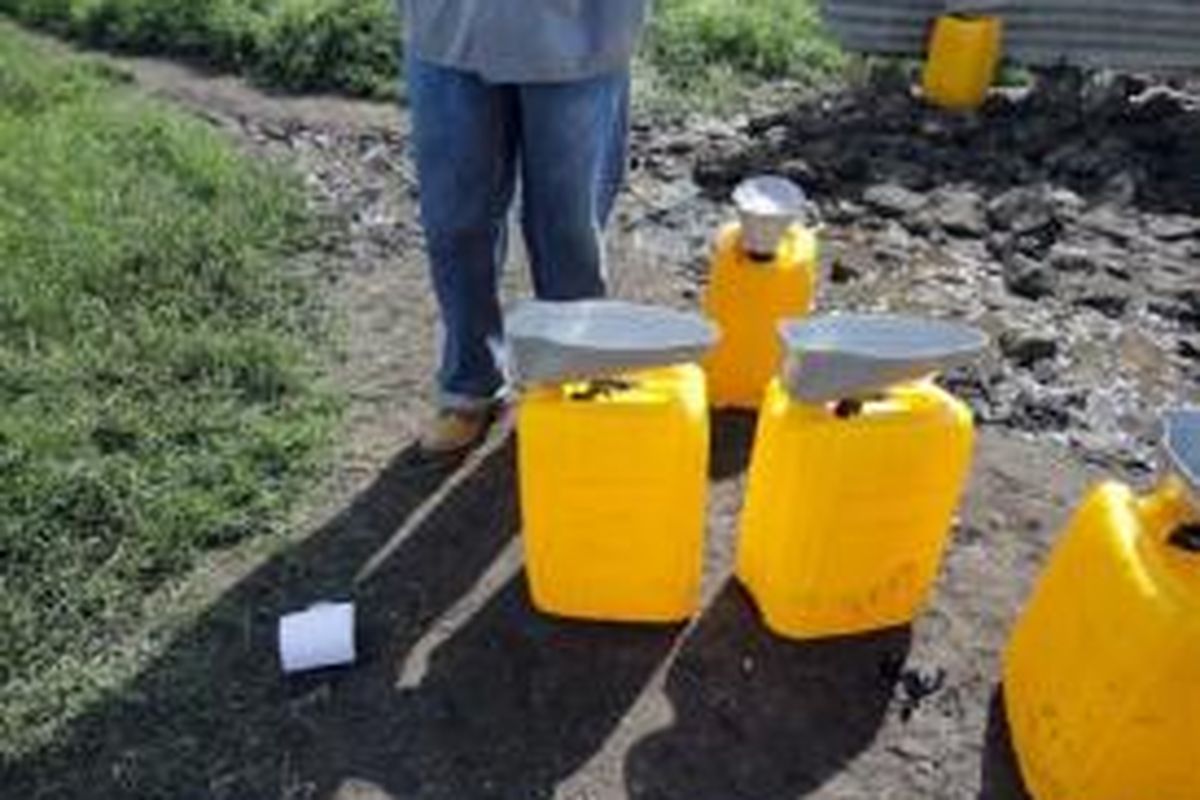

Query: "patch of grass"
<box><xmin>0</xmin><ymin>0</ymin><xmax>843</xmax><ymax>104</ymax></box>
<box><xmin>0</xmin><ymin>22</ymin><xmax>337</xmax><ymax>754</ymax></box>
<box><xmin>0</xmin><ymin>0</ymin><xmax>401</xmax><ymax>98</ymax></box>
<box><xmin>644</xmin><ymin>0</ymin><xmax>847</xmax><ymax>106</ymax></box>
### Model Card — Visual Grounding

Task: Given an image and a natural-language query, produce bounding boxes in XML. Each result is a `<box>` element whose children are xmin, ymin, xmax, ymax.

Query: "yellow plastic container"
<box><xmin>1003</xmin><ymin>477</ymin><xmax>1200</xmax><ymax>800</ymax></box>
<box><xmin>922</xmin><ymin>14</ymin><xmax>1004</xmax><ymax>111</ymax></box>
<box><xmin>737</xmin><ymin>378</ymin><xmax>975</xmax><ymax>638</ymax></box>
<box><xmin>703</xmin><ymin>223</ymin><xmax>818</xmax><ymax>409</ymax></box>
<box><xmin>518</xmin><ymin>364</ymin><xmax>709</xmax><ymax>622</ymax></box>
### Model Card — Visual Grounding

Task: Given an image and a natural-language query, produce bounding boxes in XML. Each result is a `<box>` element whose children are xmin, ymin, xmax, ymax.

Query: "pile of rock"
<box><xmin>692</xmin><ymin>71</ymin><xmax>1200</xmax><ymax>471</ymax></box>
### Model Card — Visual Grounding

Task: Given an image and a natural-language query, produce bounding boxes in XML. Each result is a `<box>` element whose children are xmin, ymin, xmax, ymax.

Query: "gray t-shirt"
<box><xmin>402</xmin><ymin>0</ymin><xmax>649</xmax><ymax>83</ymax></box>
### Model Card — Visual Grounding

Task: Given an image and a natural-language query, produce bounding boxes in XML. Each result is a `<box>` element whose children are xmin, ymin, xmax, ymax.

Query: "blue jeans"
<box><xmin>408</xmin><ymin>57</ymin><xmax>630</xmax><ymax>409</ymax></box>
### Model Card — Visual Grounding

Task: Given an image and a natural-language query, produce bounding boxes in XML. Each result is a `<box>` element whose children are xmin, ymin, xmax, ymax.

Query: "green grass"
<box><xmin>643</xmin><ymin>0</ymin><xmax>847</xmax><ymax>106</ymax></box>
<box><xmin>0</xmin><ymin>0</ymin><xmax>401</xmax><ymax>97</ymax></box>
<box><xmin>0</xmin><ymin>0</ymin><xmax>844</xmax><ymax>102</ymax></box>
<box><xmin>0</xmin><ymin>22</ymin><xmax>336</xmax><ymax>754</ymax></box>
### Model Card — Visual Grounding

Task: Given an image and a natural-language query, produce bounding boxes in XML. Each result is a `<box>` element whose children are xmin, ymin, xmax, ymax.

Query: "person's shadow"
<box><xmin>4</xmin><ymin>434</ymin><xmax>675</xmax><ymax>799</ymax></box>
<box><xmin>625</xmin><ymin>583</ymin><xmax>912</xmax><ymax>800</ymax></box>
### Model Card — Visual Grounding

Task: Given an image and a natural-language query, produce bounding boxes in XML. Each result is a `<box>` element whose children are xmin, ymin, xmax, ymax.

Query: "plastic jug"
<box><xmin>509</xmin><ymin>301</ymin><xmax>716</xmax><ymax>622</ymax></box>
<box><xmin>1003</xmin><ymin>409</ymin><xmax>1200</xmax><ymax>800</ymax></box>
<box><xmin>704</xmin><ymin>176</ymin><xmax>818</xmax><ymax>410</ymax></box>
<box><xmin>736</xmin><ymin>314</ymin><xmax>986</xmax><ymax>638</ymax></box>
<box><xmin>922</xmin><ymin>14</ymin><xmax>1004</xmax><ymax>111</ymax></box>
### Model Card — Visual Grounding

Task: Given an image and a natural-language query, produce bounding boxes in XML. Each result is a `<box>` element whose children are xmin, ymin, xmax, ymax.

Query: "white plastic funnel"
<box><xmin>1164</xmin><ymin>408</ymin><xmax>1200</xmax><ymax>514</ymax></box>
<box><xmin>505</xmin><ymin>299</ymin><xmax>718</xmax><ymax>385</ymax></box>
<box><xmin>733</xmin><ymin>175</ymin><xmax>807</xmax><ymax>258</ymax></box>
<box><xmin>779</xmin><ymin>313</ymin><xmax>988</xmax><ymax>403</ymax></box>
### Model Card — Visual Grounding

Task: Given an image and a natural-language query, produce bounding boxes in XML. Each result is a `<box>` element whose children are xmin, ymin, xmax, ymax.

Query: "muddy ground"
<box><xmin>6</xmin><ymin>52</ymin><xmax>1197</xmax><ymax>799</ymax></box>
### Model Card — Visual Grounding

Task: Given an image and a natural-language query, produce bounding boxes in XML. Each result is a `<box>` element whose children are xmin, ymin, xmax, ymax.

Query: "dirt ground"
<box><xmin>6</xmin><ymin>50</ymin><xmax>1194</xmax><ymax>800</ymax></box>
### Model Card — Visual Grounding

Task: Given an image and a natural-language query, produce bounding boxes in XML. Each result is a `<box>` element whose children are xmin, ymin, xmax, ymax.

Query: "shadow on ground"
<box><xmin>709</xmin><ymin>410</ymin><xmax>758</xmax><ymax>481</ymax></box>
<box><xmin>626</xmin><ymin>584</ymin><xmax>911</xmax><ymax>800</ymax></box>
<box><xmin>5</xmin><ymin>435</ymin><xmax>679</xmax><ymax>798</ymax></box>
<box><xmin>978</xmin><ymin>689</ymin><xmax>1035</xmax><ymax>800</ymax></box>
<box><xmin>8</xmin><ymin>414</ymin><xmax>1025</xmax><ymax>800</ymax></box>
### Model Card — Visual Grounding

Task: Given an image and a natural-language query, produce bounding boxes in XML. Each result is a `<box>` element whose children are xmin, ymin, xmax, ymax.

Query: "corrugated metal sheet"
<box><xmin>822</xmin><ymin>0</ymin><xmax>1200</xmax><ymax>70</ymax></box>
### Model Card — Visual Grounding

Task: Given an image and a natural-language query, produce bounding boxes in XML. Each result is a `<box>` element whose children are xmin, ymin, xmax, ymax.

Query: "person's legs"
<box><xmin>518</xmin><ymin>70</ymin><xmax>631</xmax><ymax>300</ymax></box>
<box><xmin>408</xmin><ymin>57</ymin><xmax>518</xmax><ymax>412</ymax></box>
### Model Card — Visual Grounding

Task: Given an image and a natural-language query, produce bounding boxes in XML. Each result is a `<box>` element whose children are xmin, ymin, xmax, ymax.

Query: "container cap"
<box><xmin>505</xmin><ymin>299</ymin><xmax>718</xmax><ymax>385</ymax></box>
<box><xmin>1164</xmin><ymin>408</ymin><xmax>1200</xmax><ymax>510</ymax></box>
<box><xmin>733</xmin><ymin>175</ymin><xmax>807</xmax><ymax>257</ymax></box>
<box><xmin>780</xmin><ymin>313</ymin><xmax>988</xmax><ymax>403</ymax></box>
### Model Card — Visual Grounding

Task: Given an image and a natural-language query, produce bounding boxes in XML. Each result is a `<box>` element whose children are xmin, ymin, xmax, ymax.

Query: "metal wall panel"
<box><xmin>822</xmin><ymin>0</ymin><xmax>1200</xmax><ymax>69</ymax></box>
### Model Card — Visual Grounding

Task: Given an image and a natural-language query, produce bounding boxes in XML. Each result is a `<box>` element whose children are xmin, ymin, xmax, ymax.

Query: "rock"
<box><xmin>877</xmin><ymin>222</ymin><xmax>915</xmax><ymax>252</ymax></box>
<box><xmin>868</xmin><ymin>61</ymin><xmax>913</xmax><ymax>96</ymax></box>
<box><xmin>1099</xmin><ymin>171</ymin><xmax>1139</xmax><ymax>207</ymax></box>
<box><xmin>1004</xmin><ymin>255</ymin><xmax>1058</xmax><ymax>299</ymax></box>
<box><xmin>1074</xmin><ymin>288</ymin><xmax>1131</xmax><ymax>319</ymax></box>
<box><xmin>832</xmin><ymin>152</ymin><xmax>872</xmax><ymax>183</ymax></box>
<box><xmin>1179</xmin><ymin>337</ymin><xmax>1200</xmax><ymax>361</ymax></box>
<box><xmin>987</xmin><ymin>187</ymin><xmax>1054</xmax><ymax>234</ymax></box>
<box><xmin>1104</xmin><ymin>262</ymin><xmax>1133</xmax><ymax>281</ymax></box>
<box><xmin>1047</xmin><ymin>243</ymin><xmax>1099</xmax><ymax>273</ymax></box>
<box><xmin>1117</xmin><ymin>329</ymin><xmax>1169</xmax><ymax>378</ymax></box>
<box><xmin>863</xmin><ymin>183</ymin><xmax>928</xmax><ymax>218</ymax></box>
<box><xmin>986</xmin><ymin>233</ymin><xmax>1013</xmax><ymax>261</ymax></box>
<box><xmin>1049</xmin><ymin>188</ymin><xmax>1086</xmax><ymax>221</ymax></box>
<box><xmin>1130</xmin><ymin>86</ymin><xmax>1192</xmax><ymax>123</ymax></box>
<box><xmin>824</xmin><ymin>200</ymin><xmax>866</xmax><ymax>225</ymax></box>
<box><xmin>258</xmin><ymin>121</ymin><xmax>291</xmax><ymax>142</ymax></box>
<box><xmin>779</xmin><ymin>158</ymin><xmax>817</xmax><ymax>188</ymax></box>
<box><xmin>1081</xmin><ymin>206</ymin><xmax>1142</xmax><ymax>245</ymax></box>
<box><xmin>333</xmin><ymin>778</ymin><xmax>399</xmax><ymax>800</ymax></box>
<box><xmin>999</xmin><ymin>330</ymin><xmax>1059</xmax><ymax>367</ymax></box>
<box><xmin>664</xmin><ymin>134</ymin><xmax>700</xmax><ymax>156</ymax></box>
<box><xmin>903</xmin><ymin>209</ymin><xmax>938</xmax><ymax>236</ymax></box>
<box><xmin>1013</xmin><ymin>116</ymin><xmax>1071</xmax><ymax>159</ymax></box>
<box><xmin>1148</xmin><ymin>300</ymin><xmax>1200</xmax><ymax>326</ymax></box>
<box><xmin>1031</xmin><ymin>358</ymin><xmax>1059</xmax><ymax>384</ymax></box>
<box><xmin>696</xmin><ymin>118</ymin><xmax>740</xmax><ymax>141</ymax></box>
<box><xmin>1010</xmin><ymin>390</ymin><xmax>1076</xmax><ymax>432</ymax></box>
<box><xmin>830</xmin><ymin>258</ymin><xmax>861</xmax><ymax>284</ymax></box>
<box><xmin>933</xmin><ymin>189</ymin><xmax>988</xmax><ymax>238</ymax></box>
<box><xmin>1146</xmin><ymin>215</ymin><xmax>1200</xmax><ymax>241</ymax></box>
<box><xmin>762</xmin><ymin>124</ymin><xmax>791</xmax><ymax>149</ymax></box>
<box><xmin>1031</xmin><ymin>66</ymin><xmax>1085</xmax><ymax>112</ymax></box>
<box><xmin>1015</xmin><ymin>230</ymin><xmax>1058</xmax><ymax>259</ymax></box>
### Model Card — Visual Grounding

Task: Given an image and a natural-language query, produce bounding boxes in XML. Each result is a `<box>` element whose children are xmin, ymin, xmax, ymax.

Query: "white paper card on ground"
<box><xmin>278</xmin><ymin>602</ymin><xmax>356</xmax><ymax>674</ymax></box>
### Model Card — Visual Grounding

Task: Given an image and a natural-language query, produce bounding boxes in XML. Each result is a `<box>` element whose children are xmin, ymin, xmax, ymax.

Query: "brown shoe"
<box><xmin>418</xmin><ymin>407</ymin><xmax>494</xmax><ymax>455</ymax></box>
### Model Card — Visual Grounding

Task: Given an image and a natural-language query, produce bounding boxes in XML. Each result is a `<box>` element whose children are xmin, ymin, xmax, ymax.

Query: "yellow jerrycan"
<box><xmin>922</xmin><ymin>14</ymin><xmax>1004</xmax><ymax>111</ymax></box>
<box><xmin>508</xmin><ymin>300</ymin><xmax>718</xmax><ymax>623</ymax></box>
<box><xmin>737</xmin><ymin>314</ymin><xmax>987</xmax><ymax>638</ymax></box>
<box><xmin>1003</xmin><ymin>409</ymin><xmax>1200</xmax><ymax>800</ymax></box>
<box><xmin>704</xmin><ymin>176</ymin><xmax>818</xmax><ymax>410</ymax></box>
